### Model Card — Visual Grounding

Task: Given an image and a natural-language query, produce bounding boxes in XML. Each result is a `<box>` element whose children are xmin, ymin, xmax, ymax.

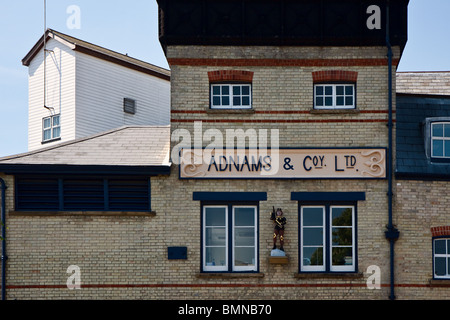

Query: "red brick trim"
<box><xmin>312</xmin><ymin>70</ymin><xmax>358</xmax><ymax>83</ymax></box>
<box><xmin>171</xmin><ymin>119</ymin><xmax>391</xmax><ymax>123</ymax></box>
<box><xmin>208</xmin><ymin>70</ymin><xmax>254</xmax><ymax>83</ymax></box>
<box><xmin>168</xmin><ymin>58</ymin><xmax>400</xmax><ymax>67</ymax></box>
<box><xmin>431</xmin><ymin>226</ymin><xmax>450</xmax><ymax>237</ymax></box>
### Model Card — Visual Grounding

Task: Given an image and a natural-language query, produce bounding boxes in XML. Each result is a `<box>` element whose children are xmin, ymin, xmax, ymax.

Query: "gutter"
<box><xmin>385</xmin><ymin>0</ymin><xmax>400</xmax><ymax>301</ymax></box>
<box><xmin>0</xmin><ymin>178</ymin><xmax>7</xmax><ymax>300</ymax></box>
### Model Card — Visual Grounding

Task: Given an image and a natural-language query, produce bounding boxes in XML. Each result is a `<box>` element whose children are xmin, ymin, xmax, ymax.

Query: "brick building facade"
<box><xmin>0</xmin><ymin>0</ymin><xmax>449</xmax><ymax>300</ymax></box>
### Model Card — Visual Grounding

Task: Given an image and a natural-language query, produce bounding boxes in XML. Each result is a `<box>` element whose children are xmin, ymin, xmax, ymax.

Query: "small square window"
<box><xmin>123</xmin><ymin>98</ymin><xmax>136</xmax><ymax>114</ymax></box>
<box><xmin>314</xmin><ymin>84</ymin><xmax>356</xmax><ymax>109</ymax></box>
<box><xmin>434</xmin><ymin>238</ymin><xmax>450</xmax><ymax>279</ymax></box>
<box><xmin>210</xmin><ymin>84</ymin><xmax>252</xmax><ymax>109</ymax></box>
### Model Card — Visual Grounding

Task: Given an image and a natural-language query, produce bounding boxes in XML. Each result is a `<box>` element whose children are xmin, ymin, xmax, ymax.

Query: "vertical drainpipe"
<box><xmin>385</xmin><ymin>0</ymin><xmax>400</xmax><ymax>301</ymax></box>
<box><xmin>0</xmin><ymin>178</ymin><xmax>7</xmax><ymax>301</ymax></box>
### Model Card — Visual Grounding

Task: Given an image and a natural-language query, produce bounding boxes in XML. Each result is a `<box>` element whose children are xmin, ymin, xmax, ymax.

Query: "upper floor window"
<box><xmin>431</xmin><ymin>122</ymin><xmax>450</xmax><ymax>159</ymax></box>
<box><xmin>43</xmin><ymin>114</ymin><xmax>61</xmax><ymax>142</ymax></box>
<box><xmin>314</xmin><ymin>84</ymin><xmax>355</xmax><ymax>109</ymax></box>
<box><xmin>210</xmin><ymin>84</ymin><xmax>252</xmax><ymax>109</ymax></box>
<box><xmin>208</xmin><ymin>70</ymin><xmax>254</xmax><ymax>110</ymax></box>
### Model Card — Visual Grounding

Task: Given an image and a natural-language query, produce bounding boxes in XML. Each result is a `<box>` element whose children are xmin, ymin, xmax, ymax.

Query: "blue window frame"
<box><xmin>15</xmin><ymin>175</ymin><xmax>151</xmax><ymax>212</ymax></box>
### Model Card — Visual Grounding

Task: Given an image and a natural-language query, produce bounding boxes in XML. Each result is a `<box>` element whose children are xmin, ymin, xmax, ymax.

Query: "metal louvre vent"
<box><xmin>123</xmin><ymin>98</ymin><xmax>136</xmax><ymax>114</ymax></box>
<box><xmin>15</xmin><ymin>176</ymin><xmax>150</xmax><ymax>212</ymax></box>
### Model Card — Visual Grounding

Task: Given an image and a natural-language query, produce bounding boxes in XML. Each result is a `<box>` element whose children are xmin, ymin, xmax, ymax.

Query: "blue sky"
<box><xmin>0</xmin><ymin>0</ymin><xmax>449</xmax><ymax>157</ymax></box>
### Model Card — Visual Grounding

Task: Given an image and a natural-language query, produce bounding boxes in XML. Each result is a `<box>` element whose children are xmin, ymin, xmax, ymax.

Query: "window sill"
<box><xmin>196</xmin><ymin>272</ymin><xmax>264</xmax><ymax>279</ymax></box>
<box><xmin>310</xmin><ymin>109</ymin><xmax>359</xmax><ymax>115</ymax></box>
<box><xmin>9</xmin><ymin>211</ymin><xmax>156</xmax><ymax>217</ymax></box>
<box><xmin>429</xmin><ymin>279</ymin><xmax>450</xmax><ymax>287</ymax></box>
<box><xmin>41</xmin><ymin>137</ymin><xmax>61</xmax><ymax>145</ymax></box>
<box><xmin>207</xmin><ymin>108</ymin><xmax>255</xmax><ymax>115</ymax></box>
<box><xmin>294</xmin><ymin>272</ymin><xmax>363</xmax><ymax>279</ymax></box>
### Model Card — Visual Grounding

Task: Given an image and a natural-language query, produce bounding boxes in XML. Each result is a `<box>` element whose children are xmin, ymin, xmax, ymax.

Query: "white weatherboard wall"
<box><xmin>74</xmin><ymin>52</ymin><xmax>170</xmax><ymax>139</ymax></box>
<box><xmin>27</xmin><ymin>38</ymin><xmax>76</xmax><ymax>151</ymax></box>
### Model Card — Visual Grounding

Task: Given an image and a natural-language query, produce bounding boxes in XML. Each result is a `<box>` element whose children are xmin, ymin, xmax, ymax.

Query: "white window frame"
<box><xmin>330</xmin><ymin>206</ymin><xmax>355</xmax><ymax>272</ymax></box>
<box><xmin>203</xmin><ymin>205</ymin><xmax>228</xmax><ymax>272</ymax></box>
<box><xmin>232</xmin><ymin>206</ymin><xmax>258</xmax><ymax>272</ymax></box>
<box><xmin>202</xmin><ymin>204</ymin><xmax>258</xmax><ymax>273</ymax></box>
<box><xmin>314</xmin><ymin>84</ymin><xmax>356</xmax><ymax>109</ymax></box>
<box><xmin>300</xmin><ymin>206</ymin><xmax>326</xmax><ymax>272</ymax></box>
<box><xmin>433</xmin><ymin>238</ymin><xmax>450</xmax><ymax>279</ymax></box>
<box><xmin>300</xmin><ymin>205</ymin><xmax>356</xmax><ymax>273</ymax></box>
<box><xmin>210</xmin><ymin>84</ymin><xmax>252</xmax><ymax>109</ymax></box>
<box><xmin>431</xmin><ymin>122</ymin><xmax>450</xmax><ymax>159</ymax></box>
<box><xmin>42</xmin><ymin>114</ymin><xmax>61</xmax><ymax>142</ymax></box>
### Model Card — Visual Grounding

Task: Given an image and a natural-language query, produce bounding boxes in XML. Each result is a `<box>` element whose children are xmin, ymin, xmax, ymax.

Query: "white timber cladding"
<box><xmin>74</xmin><ymin>51</ymin><xmax>170</xmax><ymax>139</ymax></box>
<box><xmin>27</xmin><ymin>36</ymin><xmax>170</xmax><ymax>151</ymax></box>
<box><xmin>27</xmin><ymin>38</ymin><xmax>76</xmax><ymax>151</ymax></box>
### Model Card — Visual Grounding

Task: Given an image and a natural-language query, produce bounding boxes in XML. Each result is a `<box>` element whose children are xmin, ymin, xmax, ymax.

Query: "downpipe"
<box><xmin>385</xmin><ymin>0</ymin><xmax>400</xmax><ymax>301</ymax></box>
<box><xmin>0</xmin><ymin>178</ymin><xmax>7</xmax><ymax>301</ymax></box>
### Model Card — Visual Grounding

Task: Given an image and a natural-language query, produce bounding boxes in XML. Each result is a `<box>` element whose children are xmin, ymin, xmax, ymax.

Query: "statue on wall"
<box><xmin>271</xmin><ymin>207</ymin><xmax>286</xmax><ymax>252</ymax></box>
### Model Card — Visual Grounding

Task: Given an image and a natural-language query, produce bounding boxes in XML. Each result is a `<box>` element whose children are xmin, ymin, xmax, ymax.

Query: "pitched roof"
<box><xmin>396</xmin><ymin>95</ymin><xmax>450</xmax><ymax>179</ymax></box>
<box><xmin>0</xmin><ymin>126</ymin><xmax>171</xmax><ymax>175</ymax></box>
<box><xmin>396</xmin><ymin>71</ymin><xmax>450</xmax><ymax>96</ymax></box>
<box><xmin>22</xmin><ymin>29</ymin><xmax>170</xmax><ymax>81</ymax></box>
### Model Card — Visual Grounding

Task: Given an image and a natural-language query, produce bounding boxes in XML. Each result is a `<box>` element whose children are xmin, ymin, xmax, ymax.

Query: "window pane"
<box><xmin>43</xmin><ymin>118</ymin><xmax>51</xmax><ymax>129</ymax></box>
<box><xmin>303</xmin><ymin>207</ymin><xmax>323</xmax><ymax>226</ymax></box>
<box><xmin>433</xmin><ymin>140</ymin><xmax>444</xmax><ymax>157</ymax></box>
<box><xmin>332</xmin><ymin>247</ymin><xmax>353</xmax><ymax>266</ymax></box>
<box><xmin>325</xmin><ymin>97</ymin><xmax>333</xmax><ymax>106</ymax></box>
<box><xmin>445</xmin><ymin>124</ymin><xmax>450</xmax><ymax>138</ymax></box>
<box><xmin>242</xmin><ymin>85</ymin><xmax>250</xmax><ymax>95</ymax></box>
<box><xmin>212</xmin><ymin>86</ymin><xmax>220</xmax><ymax>95</ymax></box>
<box><xmin>235</xmin><ymin>227</ymin><xmax>255</xmax><ymax>246</ymax></box>
<box><xmin>233</xmin><ymin>86</ymin><xmax>241</xmax><ymax>95</ymax></box>
<box><xmin>332</xmin><ymin>227</ymin><xmax>352</xmax><ymax>245</ymax></box>
<box><xmin>435</xmin><ymin>239</ymin><xmax>446</xmax><ymax>254</ymax></box>
<box><xmin>205</xmin><ymin>227</ymin><xmax>226</xmax><ymax>246</ymax></box>
<box><xmin>332</xmin><ymin>207</ymin><xmax>353</xmax><ymax>226</ymax></box>
<box><xmin>336</xmin><ymin>86</ymin><xmax>344</xmax><ymax>95</ymax></box>
<box><xmin>303</xmin><ymin>247</ymin><xmax>323</xmax><ymax>266</ymax></box>
<box><xmin>213</xmin><ymin>97</ymin><xmax>221</xmax><ymax>106</ymax></box>
<box><xmin>445</xmin><ymin>141</ymin><xmax>450</xmax><ymax>157</ymax></box>
<box><xmin>433</xmin><ymin>124</ymin><xmax>444</xmax><ymax>137</ymax></box>
<box><xmin>448</xmin><ymin>240</ymin><xmax>450</xmax><ymax>254</ymax></box>
<box><xmin>303</xmin><ymin>228</ymin><xmax>323</xmax><ymax>246</ymax></box>
<box><xmin>325</xmin><ymin>86</ymin><xmax>333</xmax><ymax>95</ymax></box>
<box><xmin>43</xmin><ymin>129</ymin><xmax>51</xmax><ymax>141</ymax></box>
<box><xmin>52</xmin><ymin>127</ymin><xmax>61</xmax><ymax>138</ymax></box>
<box><xmin>234</xmin><ymin>207</ymin><xmax>255</xmax><ymax>226</ymax></box>
<box><xmin>345</xmin><ymin>97</ymin><xmax>354</xmax><ymax>106</ymax></box>
<box><xmin>234</xmin><ymin>247</ymin><xmax>255</xmax><ymax>267</ymax></box>
<box><xmin>315</xmin><ymin>86</ymin><xmax>323</xmax><ymax>95</ymax></box>
<box><xmin>242</xmin><ymin>97</ymin><xmax>250</xmax><ymax>106</ymax></box>
<box><xmin>233</xmin><ymin>97</ymin><xmax>241</xmax><ymax>106</ymax></box>
<box><xmin>221</xmin><ymin>86</ymin><xmax>229</xmax><ymax>95</ymax></box>
<box><xmin>205</xmin><ymin>247</ymin><xmax>226</xmax><ymax>267</ymax></box>
<box><xmin>53</xmin><ymin>115</ymin><xmax>60</xmax><ymax>126</ymax></box>
<box><xmin>222</xmin><ymin>96</ymin><xmax>230</xmax><ymax>106</ymax></box>
<box><xmin>316</xmin><ymin>97</ymin><xmax>324</xmax><ymax>106</ymax></box>
<box><xmin>205</xmin><ymin>207</ymin><xmax>226</xmax><ymax>226</ymax></box>
<box><xmin>345</xmin><ymin>85</ymin><xmax>354</xmax><ymax>95</ymax></box>
<box><xmin>435</xmin><ymin>257</ymin><xmax>446</xmax><ymax>276</ymax></box>
<box><xmin>336</xmin><ymin>97</ymin><xmax>344</xmax><ymax>106</ymax></box>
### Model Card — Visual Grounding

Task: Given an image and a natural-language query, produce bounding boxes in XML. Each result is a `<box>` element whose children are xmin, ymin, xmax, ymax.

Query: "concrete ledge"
<box><xmin>196</xmin><ymin>273</ymin><xmax>265</xmax><ymax>279</ymax></box>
